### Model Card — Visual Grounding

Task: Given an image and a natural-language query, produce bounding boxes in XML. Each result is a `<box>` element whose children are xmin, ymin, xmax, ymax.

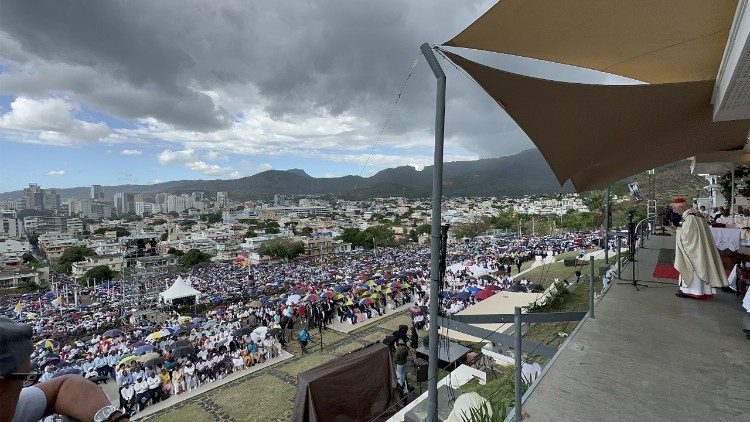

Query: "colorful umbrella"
<box><xmin>335</xmin><ymin>293</ymin><xmax>345</xmax><ymax>300</ymax></box>
<box><xmin>345</xmin><ymin>300</ymin><xmax>354</xmax><ymax>306</ymax></box>
<box><xmin>145</xmin><ymin>331</ymin><xmax>162</xmax><ymax>341</ymax></box>
<box><xmin>304</xmin><ymin>294</ymin><xmax>319</xmax><ymax>302</ymax></box>
<box><xmin>360</xmin><ymin>297</ymin><xmax>373</xmax><ymax>306</ymax></box>
<box><xmin>321</xmin><ymin>291</ymin><xmax>334</xmax><ymax>299</ymax></box>
<box><xmin>118</xmin><ymin>355</ymin><xmax>138</xmax><ymax>366</ymax></box>
<box><xmin>134</xmin><ymin>345</ymin><xmax>154</xmax><ymax>355</ymax></box>
<box><xmin>36</xmin><ymin>339</ymin><xmax>58</xmax><ymax>349</ymax></box>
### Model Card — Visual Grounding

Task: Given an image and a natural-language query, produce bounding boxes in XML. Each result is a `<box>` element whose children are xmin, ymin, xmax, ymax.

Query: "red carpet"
<box><xmin>652</xmin><ymin>263</ymin><xmax>680</xmax><ymax>280</ymax></box>
<box><xmin>652</xmin><ymin>263</ymin><xmax>732</xmax><ymax>281</ymax></box>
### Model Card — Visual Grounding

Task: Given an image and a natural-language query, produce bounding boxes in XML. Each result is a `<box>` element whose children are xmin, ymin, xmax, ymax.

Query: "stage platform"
<box><xmin>521</xmin><ymin>235</ymin><xmax>750</xmax><ymax>421</ymax></box>
<box><xmin>416</xmin><ymin>339</ymin><xmax>470</xmax><ymax>368</ymax></box>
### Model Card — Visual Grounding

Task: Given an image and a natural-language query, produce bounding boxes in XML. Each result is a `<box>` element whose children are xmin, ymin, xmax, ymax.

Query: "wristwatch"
<box><xmin>93</xmin><ymin>405</ymin><xmax>120</xmax><ymax>422</ymax></box>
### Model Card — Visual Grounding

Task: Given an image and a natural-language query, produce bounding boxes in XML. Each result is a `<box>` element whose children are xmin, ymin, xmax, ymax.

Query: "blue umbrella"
<box><xmin>134</xmin><ymin>345</ymin><xmax>153</xmax><ymax>355</ymax></box>
<box><xmin>467</xmin><ymin>286</ymin><xmax>481</xmax><ymax>294</ymax></box>
<box><xmin>259</xmin><ymin>295</ymin><xmax>270</xmax><ymax>303</ymax></box>
<box><xmin>43</xmin><ymin>292</ymin><xmax>55</xmax><ymax>300</ymax></box>
<box><xmin>192</xmin><ymin>316</ymin><xmax>205</xmax><ymax>323</ymax></box>
<box><xmin>51</xmin><ymin>368</ymin><xmax>80</xmax><ymax>378</ymax></box>
<box><xmin>455</xmin><ymin>291</ymin><xmax>471</xmax><ymax>301</ymax></box>
<box><xmin>439</xmin><ymin>291</ymin><xmax>452</xmax><ymax>299</ymax></box>
<box><xmin>334</xmin><ymin>284</ymin><xmax>351</xmax><ymax>292</ymax></box>
<box><xmin>103</xmin><ymin>329</ymin><xmax>123</xmax><ymax>338</ymax></box>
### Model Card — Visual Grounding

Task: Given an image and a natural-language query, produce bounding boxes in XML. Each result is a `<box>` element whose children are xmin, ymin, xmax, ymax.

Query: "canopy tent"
<box><xmin>159</xmin><ymin>276</ymin><xmax>202</xmax><ymax>304</ymax></box>
<box><xmin>444</xmin><ymin>0</ymin><xmax>738</xmax><ymax>84</ymax></box>
<box><xmin>692</xmin><ymin>149</ymin><xmax>750</xmax><ymax>174</ymax></box>
<box><xmin>292</xmin><ymin>343</ymin><xmax>401</xmax><ymax>422</ymax></box>
<box><xmin>443</xmin><ymin>52</ymin><xmax>750</xmax><ymax>191</ymax></box>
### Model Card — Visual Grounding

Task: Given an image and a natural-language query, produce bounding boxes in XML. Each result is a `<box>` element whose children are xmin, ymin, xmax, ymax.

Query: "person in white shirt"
<box><xmin>146</xmin><ymin>371</ymin><xmax>161</xmax><ymax>404</ymax></box>
<box><xmin>120</xmin><ymin>381</ymin><xmax>135</xmax><ymax>414</ymax></box>
<box><xmin>183</xmin><ymin>361</ymin><xmax>196</xmax><ymax>391</ymax></box>
<box><xmin>133</xmin><ymin>377</ymin><xmax>149</xmax><ymax>411</ymax></box>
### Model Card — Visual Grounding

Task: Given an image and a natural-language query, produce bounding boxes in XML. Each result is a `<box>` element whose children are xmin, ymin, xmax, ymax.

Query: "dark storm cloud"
<box><xmin>0</xmin><ymin>0</ymin><xmax>626</xmax><ymax>157</ymax></box>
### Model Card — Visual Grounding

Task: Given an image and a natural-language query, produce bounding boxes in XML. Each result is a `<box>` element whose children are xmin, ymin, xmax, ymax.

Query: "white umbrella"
<box><xmin>286</xmin><ymin>294</ymin><xmax>301</xmax><ymax>305</ymax></box>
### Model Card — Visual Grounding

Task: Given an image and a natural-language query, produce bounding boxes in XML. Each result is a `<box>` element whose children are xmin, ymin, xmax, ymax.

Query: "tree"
<box><xmin>265</xmin><ymin>226</ymin><xmax>280</xmax><ymax>234</ymax></box>
<box><xmin>179</xmin><ymin>249</ymin><xmax>211</xmax><ymax>268</ymax></box>
<box><xmin>245</xmin><ymin>229</ymin><xmax>257</xmax><ymax>238</ymax></box>
<box><xmin>452</xmin><ymin>216</ymin><xmax>493</xmax><ymax>239</ymax></box>
<box><xmin>257</xmin><ymin>238</ymin><xmax>305</xmax><ymax>260</ymax></box>
<box><xmin>168</xmin><ymin>247</ymin><xmax>184</xmax><ymax>257</ymax></box>
<box><xmin>409</xmin><ymin>223</ymin><xmax>431</xmax><ymax>242</ymax></box>
<box><xmin>490</xmin><ymin>210</ymin><xmax>520</xmax><ymax>230</ymax></box>
<box><xmin>161</xmin><ymin>232</ymin><xmax>169</xmax><ymax>241</ymax></box>
<box><xmin>81</xmin><ymin>265</ymin><xmax>116</xmax><ymax>284</ymax></box>
<box><xmin>93</xmin><ymin>226</ymin><xmax>131</xmax><ymax>238</ymax></box>
<box><xmin>167</xmin><ymin>211</ymin><xmax>179</xmax><ymax>218</ymax></box>
<box><xmin>200</xmin><ymin>212</ymin><xmax>222</xmax><ymax>224</ymax></box>
<box><xmin>339</xmin><ymin>225</ymin><xmax>396</xmax><ymax>249</ymax></box>
<box><xmin>58</xmin><ymin>246</ymin><xmax>95</xmax><ymax>274</ymax></box>
<box><xmin>22</xmin><ymin>252</ymin><xmax>39</xmax><ymax>267</ymax></box>
<box><xmin>300</xmin><ymin>227</ymin><xmax>313</xmax><ymax>237</ymax></box>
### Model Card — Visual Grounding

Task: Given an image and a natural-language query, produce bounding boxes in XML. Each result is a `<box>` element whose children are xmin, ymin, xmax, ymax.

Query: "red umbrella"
<box><xmin>476</xmin><ymin>288</ymin><xmax>496</xmax><ymax>301</ymax></box>
<box><xmin>486</xmin><ymin>284</ymin><xmax>502</xmax><ymax>291</ymax></box>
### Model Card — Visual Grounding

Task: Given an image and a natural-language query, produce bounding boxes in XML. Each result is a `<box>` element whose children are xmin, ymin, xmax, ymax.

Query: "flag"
<box><xmin>51</xmin><ymin>296</ymin><xmax>62</xmax><ymax>309</ymax></box>
<box><xmin>14</xmin><ymin>301</ymin><xmax>22</xmax><ymax>314</ymax></box>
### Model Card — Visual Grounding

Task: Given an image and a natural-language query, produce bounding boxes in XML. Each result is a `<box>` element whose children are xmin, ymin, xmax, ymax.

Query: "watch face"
<box><xmin>95</xmin><ymin>405</ymin><xmax>118</xmax><ymax>422</ymax></box>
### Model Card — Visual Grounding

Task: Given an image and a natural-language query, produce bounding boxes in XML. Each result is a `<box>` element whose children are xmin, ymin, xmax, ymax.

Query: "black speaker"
<box><xmin>414</xmin><ymin>358</ymin><xmax>428</xmax><ymax>382</ymax></box>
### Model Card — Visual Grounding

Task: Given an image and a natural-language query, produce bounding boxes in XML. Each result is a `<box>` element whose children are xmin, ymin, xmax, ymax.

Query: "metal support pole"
<box><xmin>421</xmin><ymin>42</ymin><xmax>446</xmax><ymax>422</ymax></box>
<box><xmin>604</xmin><ymin>186</ymin><xmax>610</xmax><ymax>264</ymax></box>
<box><xmin>589</xmin><ymin>256</ymin><xmax>595</xmax><ymax>318</ymax></box>
<box><xmin>617</xmin><ymin>239</ymin><xmax>621</xmax><ymax>279</ymax></box>
<box><xmin>514</xmin><ymin>306</ymin><xmax>523</xmax><ymax>421</ymax></box>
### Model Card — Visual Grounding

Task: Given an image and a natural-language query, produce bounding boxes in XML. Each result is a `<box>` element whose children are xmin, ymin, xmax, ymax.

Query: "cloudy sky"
<box><xmin>0</xmin><ymin>0</ymin><xmax>637</xmax><ymax>192</ymax></box>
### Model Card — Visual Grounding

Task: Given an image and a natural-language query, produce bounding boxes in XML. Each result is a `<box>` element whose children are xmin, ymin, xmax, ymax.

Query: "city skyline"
<box><xmin>0</xmin><ymin>1</ymin><xmax>637</xmax><ymax>193</ymax></box>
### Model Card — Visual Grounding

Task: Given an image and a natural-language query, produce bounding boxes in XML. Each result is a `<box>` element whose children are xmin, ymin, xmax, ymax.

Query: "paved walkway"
<box><xmin>329</xmin><ymin>302</ymin><xmax>412</xmax><ymax>333</ymax></box>
<box><xmin>522</xmin><ymin>235</ymin><xmax>750</xmax><ymax>421</ymax></box>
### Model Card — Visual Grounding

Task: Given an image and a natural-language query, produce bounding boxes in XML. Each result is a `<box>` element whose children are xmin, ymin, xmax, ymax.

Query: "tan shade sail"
<box><xmin>445</xmin><ymin>0</ymin><xmax>738</xmax><ymax>83</ymax></box>
<box><xmin>445</xmin><ymin>52</ymin><xmax>750</xmax><ymax>191</ymax></box>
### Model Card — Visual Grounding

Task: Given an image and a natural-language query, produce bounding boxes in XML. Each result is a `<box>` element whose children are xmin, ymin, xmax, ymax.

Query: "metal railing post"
<box><xmin>617</xmin><ymin>239</ymin><xmax>621</xmax><ymax>279</ymax></box>
<box><xmin>589</xmin><ymin>256</ymin><xmax>595</xmax><ymax>318</ymax></box>
<box><xmin>420</xmin><ymin>42</ymin><xmax>446</xmax><ymax>422</ymax></box>
<box><xmin>514</xmin><ymin>306</ymin><xmax>523</xmax><ymax>420</ymax></box>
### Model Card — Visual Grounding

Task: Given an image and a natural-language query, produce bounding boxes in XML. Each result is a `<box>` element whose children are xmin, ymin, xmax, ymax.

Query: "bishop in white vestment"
<box><xmin>672</xmin><ymin>198</ymin><xmax>728</xmax><ymax>299</ymax></box>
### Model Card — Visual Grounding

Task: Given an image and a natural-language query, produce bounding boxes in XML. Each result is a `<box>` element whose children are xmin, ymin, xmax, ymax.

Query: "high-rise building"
<box><xmin>216</xmin><ymin>191</ymin><xmax>228</xmax><ymax>207</ymax></box>
<box><xmin>91</xmin><ymin>185</ymin><xmax>105</xmax><ymax>200</ymax></box>
<box><xmin>192</xmin><ymin>192</ymin><xmax>205</xmax><ymax>202</ymax></box>
<box><xmin>24</xmin><ymin>184</ymin><xmax>59</xmax><ymax>211</ymax></box>
<box><xmin>114</xmin><ymin>192</ymin><xmax>137</xmax><ymax>215</ymax></box>
<box><xmin>0</xmin><ymin>217</ymin><xmax>24</xmax><ymax>239</ymax></box>
<box><xmin>273</xmin><ymin>194</ymin><xmax>285</xmax><ymax>207</ymax></box>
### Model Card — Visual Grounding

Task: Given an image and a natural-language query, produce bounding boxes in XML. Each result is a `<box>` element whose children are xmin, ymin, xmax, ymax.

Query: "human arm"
<box><xmin>35</xmin><ymin>375</ymin><xmax>127</xmax><ymax>421</ymax></box>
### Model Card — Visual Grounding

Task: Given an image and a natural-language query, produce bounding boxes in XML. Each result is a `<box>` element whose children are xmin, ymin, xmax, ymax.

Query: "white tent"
<box><xmin>159</xmin><ymin>276</ymin><xmax>202</xmax><ymax>304</ymax></box>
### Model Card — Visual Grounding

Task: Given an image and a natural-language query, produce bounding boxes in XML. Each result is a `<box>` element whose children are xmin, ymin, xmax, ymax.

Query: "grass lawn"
<box><xmin>212</xmin><ymin>374</ymin><xmax>296</xmax><ymax>421</ymax></box>
<box><xmin>523</xmin><ymin>257</ymin><xmax>613</xmax><ymax>350</ymax></box>
<box><xmin>280</xmin><ymin>349</ymin><xmax>337</xmax><ymax>377</ymax></box>
<box><xmin>151</xmin><ymin>403</ymin><xmax>213</xmax><ymax>422</ymax></box>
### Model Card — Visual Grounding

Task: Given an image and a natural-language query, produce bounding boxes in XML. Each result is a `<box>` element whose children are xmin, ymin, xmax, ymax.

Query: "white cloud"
<box><xmin>157</xmin><ymin>148</ymin><xmax>195</xmax><ymax>164</ymax></box>
<box><xmin>239</xmin><ymin>159</ymin><xmax>253</xmax><ymax>168</ymax></box>
<box><xmin>186</xmin><ymin>160</ymin><xmax>237</xmax><ymax>177</ymax></box>
<box><xmin>0</xmin><ymin>97</ymin><xmax>110</xmax><ymax>145</ymax></box>
<box><xmin>323</xmin><ymin>172</ymin><xmax>335</xmax><ymax>178</ymax></box>
<box><xmin>151</xmin><ymin>179</ymin><xmax>163</xmax><ymax>184</ymax></box>
<box><xmin>258</xmin><ymin>163</ymin><xmax>272</xmax><ymax>172</ymax></box>
<box><xmin>120</xmin><ymin>149</ymin><xmax>142</xmax><ymax>156</ymax></box>
<box><xmin>206</xmin><ymin>150</ymin><xmax>228</xmax><ymax>161</ymax></box>
<box><xmin>47</xmin><ymin>170</ymin><xmax>65</xmax><ymax>176</ymax></box>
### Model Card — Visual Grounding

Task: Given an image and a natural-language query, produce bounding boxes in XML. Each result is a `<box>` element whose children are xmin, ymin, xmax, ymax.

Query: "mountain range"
<box><xmin>0</xmin><ymin>148</ymin><xmax>703</xmax><ymax>201</ymax></box>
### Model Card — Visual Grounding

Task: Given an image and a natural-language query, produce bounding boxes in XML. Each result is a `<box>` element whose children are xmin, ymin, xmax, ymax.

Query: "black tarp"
<box><xmin>292</xmin><ymin>343</ymin><xmax>403</xmax><ymax>422</ymax></box>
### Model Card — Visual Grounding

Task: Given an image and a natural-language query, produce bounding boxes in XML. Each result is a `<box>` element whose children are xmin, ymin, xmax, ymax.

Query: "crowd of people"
<box><xmin>1</xmin><ymin>232</ymin><xmax>598</xmax><ymax>415</ymax></box>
